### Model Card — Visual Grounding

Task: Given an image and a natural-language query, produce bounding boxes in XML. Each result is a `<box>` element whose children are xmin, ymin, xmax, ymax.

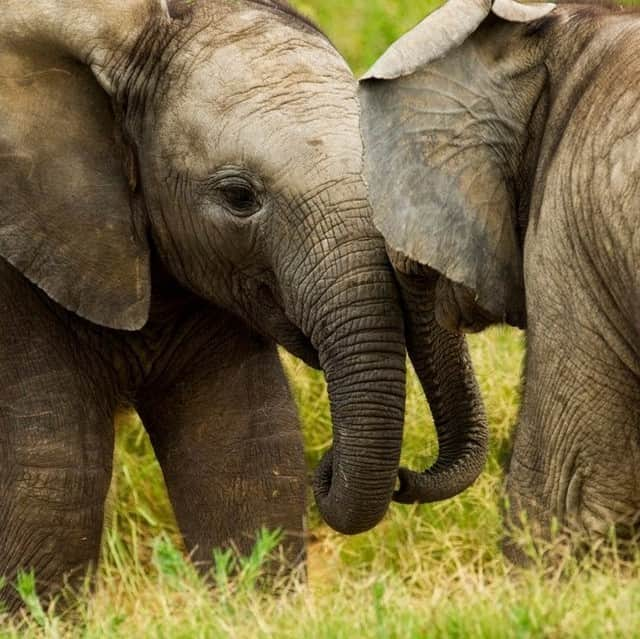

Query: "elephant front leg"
<box><xmin>506</xmin><ymin>334</ymin><xmax>640</xmax><ymax>559</ymax></box>
<box><xmin>0</xmin><ymin>356</ymin><xmax>116</xmax><ymax>612</ymax></box>
<box><xmin>137</xmin><ymin>327</ymin><xmax>306</xmax><ymax>574</ymax></box>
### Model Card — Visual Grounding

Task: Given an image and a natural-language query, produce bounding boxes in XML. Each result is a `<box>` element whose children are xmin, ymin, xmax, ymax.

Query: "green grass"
<box><xmin>5</xmin><ymin>328</ymin><xmax>640</xmax><ymax>638</ymax></box>
<box><xmin>3</xmin><ymin>1</ymin><xmax>640</xmax><ymax>636</ymax></box>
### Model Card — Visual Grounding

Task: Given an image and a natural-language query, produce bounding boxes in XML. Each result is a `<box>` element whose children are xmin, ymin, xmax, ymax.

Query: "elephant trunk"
<box><xmin>308</xmin><ymin>245</ymin><xmax>407</xmax><ymax>535</ymax></box>
<box><xmin>392</xmin><ymin>267</ymin><xmax>488</xmax><ymax>504</ymax></box>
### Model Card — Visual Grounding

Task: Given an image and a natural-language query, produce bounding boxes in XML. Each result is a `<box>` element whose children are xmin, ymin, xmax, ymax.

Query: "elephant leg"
<box><xmin>505</xmin><ymin>278</ymin><xmax>640</xmax><ymax>559</ymax></box>
<box><xmin>0</xmin><ymin>284</ymin><xmax>116</xmax><ymax>611</ymax></box>
<box><xmin>136</xmin><ymin>325</ymin><xmax>306</xmax><ymax>573</ymax></box>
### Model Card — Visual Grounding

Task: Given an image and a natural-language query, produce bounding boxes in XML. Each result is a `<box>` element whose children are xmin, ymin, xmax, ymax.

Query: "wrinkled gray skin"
<box><xmin>0</xmin><ymin>0</ymin><xmax>414</xmax><ymax>610</ymax></box>
<box><xmin>360</xmin><ymin>0</ymin><xmax>640</xmax><ymax>559</ymax></box>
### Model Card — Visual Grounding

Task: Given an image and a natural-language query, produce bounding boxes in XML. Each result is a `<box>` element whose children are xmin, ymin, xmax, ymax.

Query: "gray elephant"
<box><xmin>360</xmin><ymin>0</ymin><xmax>640</xmax><ymax>556</ymax></box>
<box><xmin>0</xmin><ymin>0</ymin><xmax>488</xmax><ymax>609</ymax></box>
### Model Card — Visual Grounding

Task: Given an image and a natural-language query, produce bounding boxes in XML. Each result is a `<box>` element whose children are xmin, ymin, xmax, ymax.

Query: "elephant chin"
<box><xmin>435</xmin><ymin>277</ymin><xmax>498</xmax><ymax>334</ymax></box>
<box><xmin>265</xmin><ymin>322</ymin><xmax>321</xmax><ymax>370</ymax></box>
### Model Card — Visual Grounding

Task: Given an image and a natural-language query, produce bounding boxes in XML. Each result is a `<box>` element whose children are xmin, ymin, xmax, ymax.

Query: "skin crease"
<box><xmin>0</xmin><ymin>0</ymin><xmax>413</xmax><ymax>610</ymax></box>
<box><xmin>363</xmin><ymin>0</ymin><xmax>640</xmax><ymax>558</ymax></box>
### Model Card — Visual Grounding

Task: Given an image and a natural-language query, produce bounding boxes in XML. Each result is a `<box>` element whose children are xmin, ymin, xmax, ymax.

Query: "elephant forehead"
<box><xmin>151</xmin><ymin>19</ymin><xmax>364</xmax><ymax>185</ymax></box>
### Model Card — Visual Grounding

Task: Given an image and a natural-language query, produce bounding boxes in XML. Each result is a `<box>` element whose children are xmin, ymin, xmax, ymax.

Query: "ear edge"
<box><xmin>492</xmin><ymin>0</ymin><xmax>556</xmax><ymax>22</ymax></box>
<box><xmin>361</xmin><ymin>0</ymin><xmax>491</xmax><ymax>81</ymax></box>
<box><xmin>0</xmin><ymin>238</ymin><xmax>152</xmax><ymax>331</ymax></box>
<box><xmin>39</xmin><ymin>270</ymin><xmax>151</xmax><ymax>332</ymax></box>
<box><xmin>375</xmin><ymin>215</ymin><xmax>523</xmax><ymax>326</ymax></box>
<box><xmin>364</xmin><ymin>149</ymin><xmax>524</xmax><ymax>326</ymax></box>
<box><xmin>360</xmin><ymin>0</ymin><xmax>556</xmax><ymax>82</ymax></box>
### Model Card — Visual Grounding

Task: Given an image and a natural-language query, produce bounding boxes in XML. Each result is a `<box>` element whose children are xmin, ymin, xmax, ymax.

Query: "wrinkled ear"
<box><xmin>359</xmin><ymin>0</ymin><xmax>553</xmax><ymax>325</ymax></box>
<box><xmin>0</xmin><ymin>1</ymin><xmax>169</xmax><ymax>330</ymax></box>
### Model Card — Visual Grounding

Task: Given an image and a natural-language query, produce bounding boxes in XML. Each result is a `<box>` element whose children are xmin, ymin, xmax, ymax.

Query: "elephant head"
<box><xmin>0</xmin><ymin>0</ymin><xmax>410</xmax><ymax>534</ymax></box>
<box><xmin>358</xmin><ymin>0</ymin><xmax>558</xmax><ymax>504</ymax></box>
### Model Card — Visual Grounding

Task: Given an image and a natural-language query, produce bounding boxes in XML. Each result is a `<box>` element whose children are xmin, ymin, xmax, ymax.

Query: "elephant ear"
<box><xmin>359</xmin><ymin>0</ymin><xmax>554</xmax><ymax>325</ymax></box>
<box><xmin>0</xmin><ymin>1</ymin><xmax>170</xmax><ymax>330</ymax></box>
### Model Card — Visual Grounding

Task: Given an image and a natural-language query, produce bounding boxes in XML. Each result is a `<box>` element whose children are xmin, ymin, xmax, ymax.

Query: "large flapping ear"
<box><xmin>360</xmin><ymin>0</ymin><xmax>554</xmax><ymax>325</ymax></box>
<box><xmin>0</xmin><ymin>1</ymin><xmax>170</xmax><ymax>330</ymax></box>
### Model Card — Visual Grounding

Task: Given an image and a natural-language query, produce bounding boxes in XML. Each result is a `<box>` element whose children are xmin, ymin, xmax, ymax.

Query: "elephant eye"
<box><xmin>217</xmin><ymin>179</ymin><xmax>261</xmax><ymax>217</ymax></box>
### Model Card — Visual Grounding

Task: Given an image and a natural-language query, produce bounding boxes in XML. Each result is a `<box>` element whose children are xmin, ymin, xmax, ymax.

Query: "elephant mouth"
<box><xmin>248</xmin><ymin>281</ymin><xmax>320</xmax><ymax>369</ymax></box>
<box><xmin>279</xmin><ymin>329</ymin><xmax>320</xmax><ymax>369</ymax></box>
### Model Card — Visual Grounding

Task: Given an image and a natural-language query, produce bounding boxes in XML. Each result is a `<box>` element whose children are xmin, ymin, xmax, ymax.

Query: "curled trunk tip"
<box><xmin>312</xmin><ymin>448</ymin><xmax>391</xmax><ymax>535</ymax></box>
<box><xmin>393</xmin><ymin>424</ymin><xmax>488</xmax><ymax>504</ymax></box>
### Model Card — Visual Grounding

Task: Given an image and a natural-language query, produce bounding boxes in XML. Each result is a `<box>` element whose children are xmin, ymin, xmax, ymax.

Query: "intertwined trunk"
<box><xmin>313</xmin><ymin>313</ymin><xmax>406</xmax><ymax>533</ymax></box>
<box><xmin>392</xmin><ymin>269</ymin><xmax>488</xmax><ymax>504</ymax></box>
<box><xmin>297</xmin><ymin>235</ymin><xmax>407</xmax><ymax>534</ymax></box>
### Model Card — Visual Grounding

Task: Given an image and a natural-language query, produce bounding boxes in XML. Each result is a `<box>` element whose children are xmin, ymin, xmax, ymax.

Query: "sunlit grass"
<box><xmin>4</xmin><ymin>329</ymin><xmax>640</xmax><ymax>637</ymax></box>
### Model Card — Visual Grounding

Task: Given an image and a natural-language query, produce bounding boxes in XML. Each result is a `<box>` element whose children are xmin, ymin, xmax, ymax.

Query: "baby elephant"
<box><xmin>360</xmin><ymin>0</ymin><xmax>640</xmax><ymax>556</ymax></box>
<box><xmin>0</xmin><ymin>0</ymin><xmax>489</xmax><ymax>610</ymax></box>
<box><xmin>0</xmin><ymin>0</ymin><xmax>415</xmax><ymax>609</ymax></box>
